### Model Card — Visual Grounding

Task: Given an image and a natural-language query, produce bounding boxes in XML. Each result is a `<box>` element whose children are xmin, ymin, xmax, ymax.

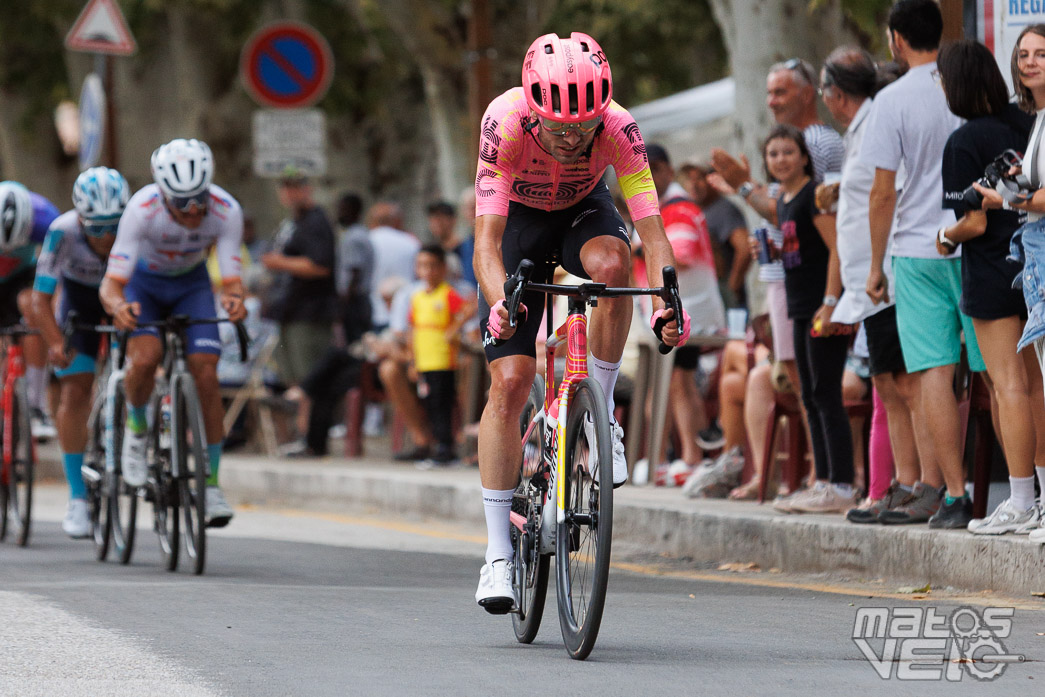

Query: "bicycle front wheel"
<box><xmin>109</xmin><ymin>378</ymin><xmax>138</xmax><ymax>565</ymax></box>
<box><xmin>173</xmin><ymin>376</ymin><xmax>207</xmax><ymax>576</ymax></box>
<box><xmin>85</xmin><ymin>393</ymin><xmax>111</xmax><ymax>560</ymax></box>
<box><xmin>151</xmin><ymin>389</ymin><xmax>180</xmax><ymax>572</ymax></box>
<box><xmin>6</xmin><ymin>380</ymin><xmax>34</xmax><ymax>546</ymax></box>
<box><xmin>556</xmin><ymin>377</ymin><xmax>613</xmax><ymax>661</ymax></box>
<box><xmin>512</xmin><ymin>375</ymin><xmax>549</xmax><ymax>644</ymax></box>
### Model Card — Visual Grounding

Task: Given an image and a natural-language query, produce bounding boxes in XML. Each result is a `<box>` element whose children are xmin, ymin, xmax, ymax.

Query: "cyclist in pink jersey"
<box><xmin>473</xmin><ymin>32</ymin><xmax>690</xmax><ymax>613</ymax></box>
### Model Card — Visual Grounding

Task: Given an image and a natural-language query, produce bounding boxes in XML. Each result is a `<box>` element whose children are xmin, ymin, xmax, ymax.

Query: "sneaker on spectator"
<box><xmin>362</xmin><ymin>404</ymin><xmax>384</xmax><ymax>437</ymax></box>
<box><xmin>416</xmin><ymin>445</ymin><xmax>457</xmax><ymax>470</ymax></box>
<box><xmin>475</xmin><ymin>559</ymin><xmax>517</xmax><ymax>614</ymax></box>
<box><xmin>928</xmin><ymin>493</ymin><xmax>973</xmax><ymax>529</ymax></box>
<box><xmin>327</xmin><ymin>423</ymin><xmax>348</xmax><ymax>439</ymax></box>
<box><xmin>631</xmin><ymin>458</ymin><xmax>651</xmax><ymax>486</ymax></box>
<box><xmin>280</xmin><ymin>438</ymin><xmax>309</xmax><ymax>457</ymax></box>
<box><xmin>62</xmin><ymin>499</ymin><xmax>91</xmax><ymax>539</ymax></box>
<box><xmin>846</xmin><ymin>480</ymin><xmax>904</xmax><ymax>524</ymax></box>
<box><xmin>695</xmin><ymin>423</ymin><xmax>725</xmax><ymax>451</ymax></box>
<box><xmin>877</xmin><ymin>482</ymin><xmax>941</xmax><ymax>525</ymax></box>
<box><xmin>121</xmin><ymin>426</ymin><xmax>149</xmax><ymax>487</ymax></box>
<box><xmin>1028</xmin><ymin>511</ymin><xmax>1045</xmax><ymax>543</ymax></box>
<box><xmin>772</xmin><ymin>484</ymin><xmax>819</xmax><ymax>513</ymax></box>
<box><xmin>30</xmin><ymin>407</ymin><xmax>57</xmax><ymax>441</ymax></box>
<box><xmin>967</xmin><ymin>498</ymin><xmax>1041</xmax><ymax>535</ymax></box>
<box><xmin>394</xmin><ymin>446</ymin><xmax>432</xmax><ymax>462</ymax></box>
<box><xmin>683</xmin><ymin>447</ymin><xmax>743</xmax><ymax>499</ymax></box>
<box><xmin>791</xmin><ymin>482</ymin><xmax>858</xmax><ymax>514</ymax></box>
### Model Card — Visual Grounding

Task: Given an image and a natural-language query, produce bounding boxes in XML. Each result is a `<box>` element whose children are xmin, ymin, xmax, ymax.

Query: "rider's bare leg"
<box><xmin>579</xmin><ymin>236</ymin><xmax>632</xmax><ymax>414</ymax></box>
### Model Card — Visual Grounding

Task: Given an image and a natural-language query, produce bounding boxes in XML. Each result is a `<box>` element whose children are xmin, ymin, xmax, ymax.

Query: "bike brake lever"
<box><xmin>653</xmin><ymin>266</ymin><xmax>683</xmax><ymax>355</ymax></box>
<box><xmin>234</xmin><ymin>321</ymin><xmax>250</xmax><ymax>363</ymax></box>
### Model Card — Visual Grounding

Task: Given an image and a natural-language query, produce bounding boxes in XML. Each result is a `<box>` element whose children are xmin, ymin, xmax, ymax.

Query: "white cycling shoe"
<box><xmin>62</xmin><ymin>499</ymin><xmax>91</xmax><ymax>539</ymax></box>
<box><xmin>121</xmin><ymin>428</ymin><xmax>149</xmax><ymax>487</ymax></box>
<box><xmin>205</xmin><ymin>486</ymin><xmax>234</xmax><ymax>528</ymax></box>
<box><xmin>584</xmin><ymin>415</ymin><xmax>628</xmax><ymax>488</ymax></box>
<box><xmin>475</xmin><ymin>559</ymin><xmax>517</xmax><ymax>614</ymax></box>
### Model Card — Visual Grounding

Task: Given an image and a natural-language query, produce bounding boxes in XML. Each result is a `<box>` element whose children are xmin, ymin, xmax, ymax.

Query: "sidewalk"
<box><xmin>215</xmin><ymin>452</ymin><xmax>1045</xmax><ymax>597</ymax></box>
<box><xmin>34</xmin><ymin>442</ymin><xmax>1045</xmax><ymax>595</ymax></box>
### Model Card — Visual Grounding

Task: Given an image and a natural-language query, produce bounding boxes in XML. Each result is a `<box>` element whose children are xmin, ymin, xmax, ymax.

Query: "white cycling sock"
<box><xmin>589</xmin><ymin>354</ymin><xmax>621</xmax><ymax>417</ymax></box>
<box><xmin>1010</xmin><ymin>475</ymin><xmax>1036</xmax><ymax>511</ymax></box>
<box><xmin>26</xmin><ymin>366</ymin><xmax>47</xmax><ymax>412</ymax></box>
<box><xmin>482</xmin><ymin>487</ymin><xmax>515</xmax><ymax>564</ymax></box>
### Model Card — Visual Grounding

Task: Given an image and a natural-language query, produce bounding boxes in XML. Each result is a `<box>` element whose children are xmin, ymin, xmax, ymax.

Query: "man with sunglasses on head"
<box><xmin>30</xmin><ymin>167</ymin><xmax>129</xmax><ymax>537</ymax></box>
<box><xmin>99</xmin><ymin>138</ymin><xmax>246</xmax><ymax>528</ymax></box>
<box><xmin>472</xmin><ymin>32</ymin><xmax>689</xmax><ymax>613</ymax></box>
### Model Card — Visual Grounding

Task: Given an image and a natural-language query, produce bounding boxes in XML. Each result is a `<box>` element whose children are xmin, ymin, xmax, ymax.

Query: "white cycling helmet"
<box><xmin>150</xmin><ymin>138</ymin><xmax>214</xmax><ymax>200</ymax></box>
<box><xmin>0</xmin><ymin>181</ymin><xmax>33</xmax><ymax>251</ymax></box>
<box><xmin>72</xmin><ymin>167</ymin><xmax>130</xmax><ymax>224</ymax></box>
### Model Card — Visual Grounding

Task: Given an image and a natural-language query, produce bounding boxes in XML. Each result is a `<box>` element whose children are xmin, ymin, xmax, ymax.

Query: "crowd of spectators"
<box><xmin>222</xmin><ymin>0</ymin><xmax>1045</xmax><ymax>542</ymax></box>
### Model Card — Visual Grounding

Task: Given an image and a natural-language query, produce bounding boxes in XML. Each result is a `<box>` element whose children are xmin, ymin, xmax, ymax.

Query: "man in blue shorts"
<box><xmin>99</xmin><ymin>138</ymin><xmax>246</xmax><ymax>527</ymax></box>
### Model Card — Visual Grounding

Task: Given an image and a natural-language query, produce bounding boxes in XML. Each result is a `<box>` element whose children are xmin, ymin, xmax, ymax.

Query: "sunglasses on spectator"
<box><xmin>539</xmin><ymin>115</ymin><xmax>602</xmax><ymax>136</ymax></box>
<box><xmin>817</xmin><ymin>66</ymin><xmax>836</xmax><ymax>97</ymax></box>
<box><xmin>783</xmin><ymin>58</ymin><xmax>818</xmax><ymax>88</ymax></box>
<box><xmin>82</xmin><ymin>220</ymin><xmax>118</xmax><ymax>238</ymax></box>
<box><xmin>166</xmin><ymin>191</ymin><xmax>209</xmax><ymax>213</ymax></box>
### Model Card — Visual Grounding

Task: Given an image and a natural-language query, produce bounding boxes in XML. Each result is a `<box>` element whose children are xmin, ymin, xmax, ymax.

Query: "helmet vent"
<box><xmin>585</xmin><ymin>82</ymin><xmax>595</xmax><ymax>111</ymax></box>
<box><xmin>544</xmin><ymin>43</ymin><xmax>553</xmax><ymax>54</ymax></box>
<box><xmin>602</xmin><ymin>79</ymin><xmax>610</xmax><ymax>104</ymax></box>
<box><xmin>551</xmin><ymin>87</ymin><xmax>561</xmax><ymax>114</ymax></box>
<box><xmin>579</xmin><ymin>41</ymin><xmax>589</xmax><ymax>52</ymax></box>
<box><xmin>568</xmin><ymin>83</ymin><xmax>578</xmax><ymax>116</ymax></box>
<box><xmin>531</xmin><ymin>83</ymin><xmax>544</xmax><ymax>108</ymax></box>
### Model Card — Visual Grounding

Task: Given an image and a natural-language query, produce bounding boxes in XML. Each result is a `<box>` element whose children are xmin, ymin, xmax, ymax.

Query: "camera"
<box><xmin>961</xmin><ymin>149</ymin><xmax>1032</xmax><ymax>208</ymax></box>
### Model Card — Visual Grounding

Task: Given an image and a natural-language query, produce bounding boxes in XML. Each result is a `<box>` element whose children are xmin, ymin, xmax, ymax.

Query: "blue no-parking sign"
<box><xmin>240</xmin><ymin>22</ymin><xmax>333</xmax><ymax>109</ymax></box>
<box><xmin>79</xmin><ymin>73</ymin><xmax>105</xmax><ymax>170</ymax></box>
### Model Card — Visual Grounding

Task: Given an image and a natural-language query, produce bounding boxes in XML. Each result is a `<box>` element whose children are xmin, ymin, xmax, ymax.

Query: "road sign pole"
<box><xmin>104</xmin><ymin>55</ymin><xmax>118</xmax><ymax>168</ymax></box>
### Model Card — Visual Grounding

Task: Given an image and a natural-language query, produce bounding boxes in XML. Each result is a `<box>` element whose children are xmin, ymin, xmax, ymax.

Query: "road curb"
<box><xmin>218</xmin><ymin>456</ymin><xmax>1045</xmax><ymax>595</ymax></box>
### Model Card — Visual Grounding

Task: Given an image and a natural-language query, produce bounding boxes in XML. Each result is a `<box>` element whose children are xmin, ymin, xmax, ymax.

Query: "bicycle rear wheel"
<box><xmin>556</xmin><ymin>377</ymin><xmax>613</xmax><ymax>660</ymax></box>
<box><xmin>6</xmin><ymin>380</ymin><xmax>34</xmax><ymax>547</ymax></box>
<box><xmin>512</xmin><ymin>375</ymin><xmax>550</xmax><ymax>644</ymax></box>
<box><xmin>174</xmin><ymin>376</ymin><xmax>207</xmax><ymax>576</ymax></box>
<box><xmin>109</xmin><ymin>378</ymin><xmax>138</xmax><ymax>564</ymax></box>
<box><xmin>151</xmin><ymin>391</ymin><xmax>180</xmax><ymax>572</ymax></box>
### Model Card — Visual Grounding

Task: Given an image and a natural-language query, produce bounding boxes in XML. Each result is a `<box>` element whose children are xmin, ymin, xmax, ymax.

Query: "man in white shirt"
<box><xmin>863</xmin><ymin>0</ymin><xmax>979</xmax><ymax>529</ymax></box>
<box><xmin>366</xmin><ymin>201</ymin><xmax>420</xmax><ymax>328</ymax></box>
<box><xmin>818</xmin><ymin>46</ymin><xmax>920</xmax><ymax>523</ymax></box>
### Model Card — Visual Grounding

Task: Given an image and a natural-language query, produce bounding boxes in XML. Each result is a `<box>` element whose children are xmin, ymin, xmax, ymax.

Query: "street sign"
<box><xmin>65</xmin><ymin>0</ymin><xmax>138</xmax><ymax>56</ymax></box>
<box><xmin>240</xmin><ymin>22</ymin><xmax>333</xmax><ymax>109</ymax></box>
<box><xmin>252</xmin><ymin>109</ymin><xmax>327</xmax><ymax>177</ymax></box>
<box><xmin>79</xmin><ymin>74</ymin><xmax>106</xmax><ymax>170</ymax></box>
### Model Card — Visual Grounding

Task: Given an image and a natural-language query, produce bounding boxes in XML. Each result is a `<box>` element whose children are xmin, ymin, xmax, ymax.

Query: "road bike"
<box><xmin>105</xmin><ymin>315</ymin><xmax>247</xmax><ymax>575</ymax></box>
<box><xmin>0</xmin><ymin>324</ymin><xmax>38</xmax><ymax>546</ymax></box>
<box><xmin>501</xmin><ymin>259</ymin><xmax>683</xmax><ymax>660</ymax></box>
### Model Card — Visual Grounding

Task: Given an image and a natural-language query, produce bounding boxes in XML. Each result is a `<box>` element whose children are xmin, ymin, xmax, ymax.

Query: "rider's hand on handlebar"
<box><xmin>222</xmin><ymin>292</ymin><xmax>247</xmax><ymax>322</ymax></box>
<box><xmin>650</xmin><ymin>307</ymin><xmax>691</xmax><ymax>348</ymax></box>
<box><xmin>47</xmin><ymin>342</ymin><xmax>72</xmax><ymax>369</ymax></box>
<box><xmin>487</xmin><ymin>298</ymin><xmax>527</xmax><ymax>342</ymax></box>
<box><xmin>113</xmin><ymin>300</ymin><xmax>140</xmax><ymax>332</ymax></box>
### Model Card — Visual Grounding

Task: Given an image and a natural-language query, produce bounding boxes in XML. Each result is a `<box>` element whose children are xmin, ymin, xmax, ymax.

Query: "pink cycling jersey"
<box><xmin>474</xmin><ymin>87</ymin><xmax>659</xmax><ymax>221</ymax></box>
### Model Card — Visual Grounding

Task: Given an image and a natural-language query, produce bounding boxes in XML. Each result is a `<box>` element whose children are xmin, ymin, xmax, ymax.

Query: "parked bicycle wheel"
<box><xmin>84</xmin><ymin>392</ymin><xmax>110</xmax><ymax>560</ymax></box>
<box><xmin>512</xmin><ymin>374</ymin><xmax>550</xmax><ymax>644</ymax></box>
<box><xmin>556</xmin><ymin>377</ymin><xmax>613</xmax><ymax>660</ymax></box>
<box><xmin>150</xmin><ymin>389</ymin><xmax>180</xmax><ymax>572</ymax></box>
<box><xmin>109</xmin><ymin>377</ymin><xmax>138</xmax><ymax>564</ymax></box>
<box><xmin>173</xmin><ymin>375</ymin><xmax>207</xmax><ymax>576</ymax></box>
<box><xmin>1</xmin><ymin>379</ymin><xmax>34</xmax><ymax>546</ymax></box>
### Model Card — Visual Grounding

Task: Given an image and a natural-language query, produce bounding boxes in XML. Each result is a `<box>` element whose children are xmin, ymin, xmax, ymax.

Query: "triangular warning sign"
<box><xmin>65</xmin><ymin>0</ymin><xmax>138</xmax><ymax>56</ymax></box>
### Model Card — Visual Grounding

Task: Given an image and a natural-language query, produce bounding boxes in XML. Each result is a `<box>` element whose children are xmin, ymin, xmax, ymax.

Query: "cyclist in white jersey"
<box><xmin>31</xmin><ymin>167</ymin><xmax>129</xmax><ymax>537</ymax></box>
<box><xmin>99</xmin><ymin>139</ymin><xmax>246</xmax><ymax>527</ymax></box>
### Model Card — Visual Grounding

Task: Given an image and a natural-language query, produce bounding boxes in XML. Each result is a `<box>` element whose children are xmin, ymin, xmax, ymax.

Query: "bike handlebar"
<box><xmin>63</xmin><ymin>312</ymin><xmax>251</xmax><ymax>364</ymax></box>
<box><xmin>493</xmin><ymin>259</ymin><xmax>684</xmax><ymax>354</ymax></box>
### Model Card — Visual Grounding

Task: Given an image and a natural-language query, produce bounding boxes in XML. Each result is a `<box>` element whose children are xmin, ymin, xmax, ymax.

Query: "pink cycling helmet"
<box><xmin>522</xmin><ymin>32</ymin><xmax>612</xmax><ymax>122</ymax></box>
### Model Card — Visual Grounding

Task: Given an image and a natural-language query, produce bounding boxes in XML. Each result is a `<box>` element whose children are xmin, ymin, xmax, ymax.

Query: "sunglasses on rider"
<box><xmin>82</xmin><ymin>220</ymin><xmax>118</xmax><ymax>238</ymax></box>
<box><xmin>539</xmin><ymin>115</ymin><xmax>603</xmax><ymax>136</ymax></box>
<box><xmin>166</xmin><ymin>191</ymin><xmax>209</xmax><ymax>213</ymax></box>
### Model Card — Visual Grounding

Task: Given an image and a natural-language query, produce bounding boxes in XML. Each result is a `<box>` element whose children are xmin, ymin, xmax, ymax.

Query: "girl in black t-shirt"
<box><xmin>763</xmin><ymin>125</ymin><xmax>855</xmax><ymax>513</ymax></box>
<box><xmin>937</xmin><ymin>39</ymin><xmax>1045</xmax><ymax>533</ymax></box>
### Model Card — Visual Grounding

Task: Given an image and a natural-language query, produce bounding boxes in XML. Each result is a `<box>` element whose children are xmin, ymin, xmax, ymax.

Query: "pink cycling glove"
<box><xmin>650</xmin><ymin>308</ymin><xmax>691</xmax><ymax>347</ymax></box>
<box><xmin>488</xmin><ymin>299</ymin><xmax>527</xmax><ymax>340</ymax></box>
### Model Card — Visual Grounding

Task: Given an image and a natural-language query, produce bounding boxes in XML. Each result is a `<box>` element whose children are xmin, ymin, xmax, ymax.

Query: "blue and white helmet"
<box><xmin>150</xmin><ymin>138</ymin><xmax>213</xmax><ymax>199</ymax></box>
<box><xmin>0</xmin><ymin>181</ymin><xmax>32</xmax><ymax>251</ymax></box>
<box><xmin>72</xmin><ymin>167</ymin><xmax>129</xmax><ymax>224</ymax></box>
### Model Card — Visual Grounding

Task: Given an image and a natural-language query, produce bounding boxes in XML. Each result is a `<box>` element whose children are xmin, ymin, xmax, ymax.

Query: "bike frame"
<box><xmin>1</xmin><ymin>337</ymin><xmax>33</xmax><ymax>479</ymax></box>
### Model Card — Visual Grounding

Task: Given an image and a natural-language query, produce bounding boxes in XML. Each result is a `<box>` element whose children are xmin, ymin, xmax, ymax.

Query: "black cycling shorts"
<box><xmin>0</xmin><ymin>267</ymin><xmax>35</xmax><ymax>327</ymax></box>
<box><xmin>479</xmin><ymin>180</ymin><xmax>630</xmax><ymax>362</ymax></box>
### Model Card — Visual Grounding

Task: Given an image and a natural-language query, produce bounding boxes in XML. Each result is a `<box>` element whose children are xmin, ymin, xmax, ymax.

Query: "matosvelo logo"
<box><xmin>852</xmin><ymin>606</ymin><xmax>1024</xmax><ymax>681</ymax></box>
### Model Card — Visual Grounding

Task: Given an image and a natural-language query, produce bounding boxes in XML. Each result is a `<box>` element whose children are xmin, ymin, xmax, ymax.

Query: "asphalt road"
<box><xmin>4</xmin><ymin>485</ymin><xmax>1044</xmax><ymax>696</ymax></box>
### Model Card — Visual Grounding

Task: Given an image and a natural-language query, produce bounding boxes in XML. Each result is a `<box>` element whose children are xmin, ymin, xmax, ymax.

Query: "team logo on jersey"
<box><xmin>622</xmin><ymin>122</ymin><xmax>646</xmax><ymax>159</ymax></box>
<box><xmin>476</xmin><ymin>167</ymin><xmax>500</xmax><ymax>198</ymax></box>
